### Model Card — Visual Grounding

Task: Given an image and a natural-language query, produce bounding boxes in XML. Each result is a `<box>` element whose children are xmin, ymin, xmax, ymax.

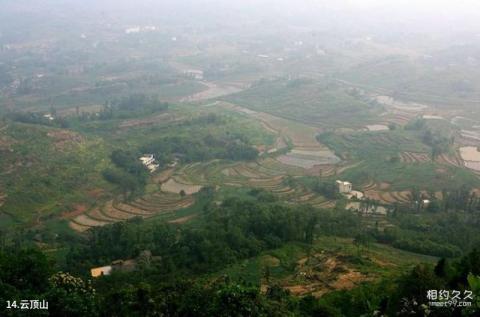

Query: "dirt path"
<box><xmin>168</xmin><ymin>214</ymin><xmax>197</xmax><ymax>224</ymax></box>
<box><xmin>217</xmin><ymin>102</ymin><xmax>324</xmax><ymax>149</ymax></box>
<box><xmin>181</xmin><ymin>81</ymin><xmax>243</xmax><ymax>102</ymax></box>
<box><xmin>169</xmin><ymin>60</ymin><xmax>246</xmax><ymax>102</ymax></box>
<box><xmin>336</xmin><ymin>78</ymin><xmax>480</xmax><ymax>106</ymax></box>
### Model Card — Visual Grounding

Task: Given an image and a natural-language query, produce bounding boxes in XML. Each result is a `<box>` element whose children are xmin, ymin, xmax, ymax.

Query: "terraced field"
<box><xmin>70</xmin><ymin>93</ymin><xmax>456</xmax><ymax>233</ymax></box>
<box><xmin>173</xmin><ymin>158</ymin><xmax>335</xmax><ymax>208</ymax></box>
<box><xmin>70</xmin><ymin>191</ymin><xmax>195</xmax><ymax>232</ymax></box>
<box><xmin>256</xmin><ymin>158</ymin><xmax>304</xmax><ymax>176</ymax></box>
<box><xmin>306</xmin><ymin>164</ymin><xmax>337</xmax><ymax>177</ymax></box>
<box><xmin>379</xmin><ymin>110</ymin><xmax>416</xmax><ymax>126</ymax></box>
<box><xmin>216</xmin><ymin>102</ymin><xmax>341</xmax><ymax>167</ymax></box>
<box><xmin>69</xmin><ymin>150</ymin><xmax>338</xmax><ymax>233</ymax></box>
<box><xmin>361</xmin><ymin>93</ymin><xmax>428</xmax><ymax>128</ymax></box>
<box><xmin>436</xmin><ymin>152</ymin><xmax>464</xmax><ymax>168</ymax></box>
<box><xmin>400</xmin><ymin>152</ymin><xmax>431</xmax><ymax>163</ymax></box>
<box><xmin>361</xmin><ymin>180</ymin><xmax>412</xmax><ymax>205</ymax></box>
<box><xmin>459</xmin><ymin>146</ymin><xmax>480</xmax><ymax>172</ymax></box>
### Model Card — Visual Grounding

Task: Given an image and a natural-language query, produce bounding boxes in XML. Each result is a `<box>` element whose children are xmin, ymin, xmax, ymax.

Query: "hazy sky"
<box><xmin>2</xmin><ymin>0</ymin><xmax>480</xmax><ymax>41</ymax></box>
<box><xmin>346</xmin><ymin>0</ymin><xmax>480</xmax><ymax>9</ymax></box>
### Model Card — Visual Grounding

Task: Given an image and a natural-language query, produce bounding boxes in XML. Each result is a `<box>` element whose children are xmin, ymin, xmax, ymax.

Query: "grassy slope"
<box><xmin>340</xmin><ymin>54</ymin><xmax>480</xmax><ymax>107</ymax></box>
<box><xmin>67</xmin><ymin>109</ymin><xmax>277</xmax><ymax>224</ymax></box>
<box><xmin>224</xmin><ymin>78</ymin><xmax>382</xmax><ymax>128</ymax></box>
<box><xmin>0</xmin><ymin>122</ymin><xmax>112</xmax><ymax>229</ymax></box>
<box><xmin>71</xmin><ymin>104</ymin><xmax>275</xmax><ymax>150</ymax></box>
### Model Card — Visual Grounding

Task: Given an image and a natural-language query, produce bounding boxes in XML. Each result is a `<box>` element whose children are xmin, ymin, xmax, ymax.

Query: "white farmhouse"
<box><xmin>140</xmin><ymin>154</ymin><xmax>155</xmax><ymax>166</ymax></box>
<box><xmin>336</xmin><ymin>180</ymin><xmax>352</xmax><ymax>194</ymax></box>
<box><xmin>139</xmin><ymin>154</ymin><xmax>159</xmax><ymax>173</ymax></box>
<box><xmin>43</xmin><ymin>114</ymin><xmax>55</xmax><ymax>121</ymax></box>
<box><xmin>183</xmin><ymin>69</ymin><xmax>204</xmax><ymax>80</ymax></box>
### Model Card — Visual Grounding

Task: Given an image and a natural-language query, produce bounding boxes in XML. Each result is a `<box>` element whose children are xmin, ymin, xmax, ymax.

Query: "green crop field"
<box><xmin>319</xmin><ymin>129</ymin><xmax>480</xmax><ymax>192</ymax></box>
<box><xmin>224</xmin><ymin>78</ymin><xmax>383</xmax><ymax>128</ymax></box>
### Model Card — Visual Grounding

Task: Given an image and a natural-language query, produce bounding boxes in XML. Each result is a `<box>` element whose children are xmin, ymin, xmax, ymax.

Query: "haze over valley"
<box><xmin>1</xmin><ymin>1</ymin><xmax>480</xmax><ymax>316</ymax></box>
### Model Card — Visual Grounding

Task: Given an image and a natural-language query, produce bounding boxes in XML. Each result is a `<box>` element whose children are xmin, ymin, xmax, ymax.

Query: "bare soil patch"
<box><xmin>161</xmin><ymin>178</ymin><xmax>203</xmax><ymax>195</ymax></box>
<box><xmin>73</xmin><ymin>214</ymin><xmax>110</xmax><ymax>227</ymax></box>
<box><xmin>460</xmin><ymin>147</ymin><xmax>480</xmax><ymax>171</ymax></box>
<box><xmin>364</xmin><ymin>190</ymin><xmax>382</xmax><ymax>201</ymax></box>
<box><xmin>284</xmin><ymin>285</ymin><xmax>312</xmax><ymax>296</ymax></box>
<box><xmin>331</xmin><ymin>270</ymin><xmax>370</xmax><ymax>290</ymax></box>
<box><xmin>279</xmin><ymin>253</ymin><xmax>372</xmax><ymax>297</ymax></box>
<box><xmin>69</xmin><ymin>221</ymin><xmax>91</xmax><ymax>233</ymax></box>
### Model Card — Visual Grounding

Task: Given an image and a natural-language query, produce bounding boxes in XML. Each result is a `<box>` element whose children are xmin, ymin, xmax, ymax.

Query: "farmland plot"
<box><xmin>277</xmin><ymin>149</ymin><xmax>340</xmax><ymax>169</ymax></box>
<box><xmin>214</xmin><ymin>102</ymin><xmax>342</xmax><ymax>171</ymax></box>
<box><xmin>69</xmin><ymin>191</ymin><xmax>196</xmax><ymax>232</ymax></box>
<box><xmin>161</xmin><ymin>178</ymin><xmax>203</xmax><ymax>195</ymax></box>
<box><xmin>400</xmin><ymin>152</ymin><xmax>431</xmax><ymax>163</ymax></box>
<box><xmin>460</xmin><ymin>146</ymin><xmax>480</xmax><ymax>171</ymax></box>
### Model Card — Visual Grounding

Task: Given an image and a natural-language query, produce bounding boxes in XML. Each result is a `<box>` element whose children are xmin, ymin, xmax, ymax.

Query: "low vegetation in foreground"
<box><xmin>1</xmin><ymin>194</ymin><xmax>480</xmax><ymax>316</ymax></box>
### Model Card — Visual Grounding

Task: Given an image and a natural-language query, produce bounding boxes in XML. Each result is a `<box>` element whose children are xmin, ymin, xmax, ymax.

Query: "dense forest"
<box><xmin>141</xmin><ymin>134</ymin><xmax>259</xmax><ymax>165</ymax></box>
<box><xmin>1</xmin><ymin>192</ymin><xmax>480</xmax><ymax>316</ymax></box>
<box><xmin>102</xmin><ymin>149</ymin><xmax>149</xmax><ymax>200</ymax></box>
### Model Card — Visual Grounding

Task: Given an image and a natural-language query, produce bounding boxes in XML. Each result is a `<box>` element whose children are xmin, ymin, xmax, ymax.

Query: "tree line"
<box><xmin>102</xmin><ymin>150</ymin><xmax>149</xmax><ymax>200</ymax></box>
<box><xmin>2</xmin><ymin>240</ymin><xmax>480</xmax><ymax>316</ymax></box>
<box><xmin>141</xmin><ymin>134</ymin><xmax>258</xmax><ymax>166</ymax></box>
<box><xmin>102</xmin><ymin>94</ymin><xmax>169</xmax><ymax>119</ymax></box>
<box><xmin>65</xmin><ymin>195</ymin><xmax>333</xmax><ymax>276</ymax></box>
